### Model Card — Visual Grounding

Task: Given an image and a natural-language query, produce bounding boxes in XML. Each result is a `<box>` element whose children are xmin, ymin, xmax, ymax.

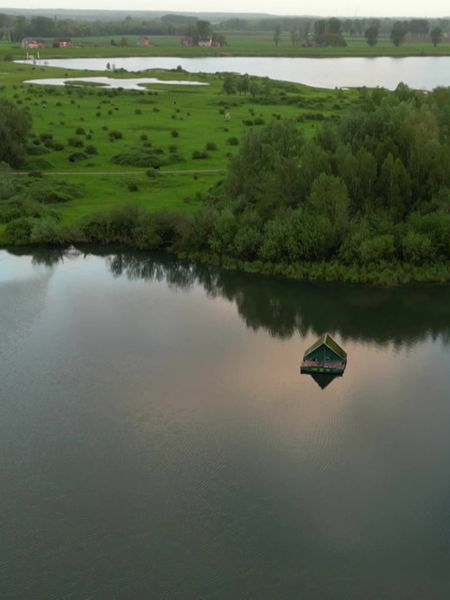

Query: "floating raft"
<box><xmin>300</xmin><ymin>333</ymin><xmax>347</xmax><ymax>375</ymax></box>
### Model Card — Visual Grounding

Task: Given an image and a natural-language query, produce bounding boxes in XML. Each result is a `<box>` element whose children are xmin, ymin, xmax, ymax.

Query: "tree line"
<box><xmin>1</xmin><ymin>11</ymin><xmax>448</xmax><ymax>46</ymax></box>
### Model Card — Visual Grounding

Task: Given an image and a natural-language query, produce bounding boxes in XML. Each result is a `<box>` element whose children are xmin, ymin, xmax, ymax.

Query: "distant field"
<box><xmin>2</xmin><ymin>31</ymin><xmax>449</xmax><ymax>59</ymax></box>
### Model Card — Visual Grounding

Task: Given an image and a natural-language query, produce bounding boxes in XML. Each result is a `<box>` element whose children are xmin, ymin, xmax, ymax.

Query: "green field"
<box><xmin>0</xmin><ymin>53</ymin><xmax>357</xmax><ymax>240</ymax></box>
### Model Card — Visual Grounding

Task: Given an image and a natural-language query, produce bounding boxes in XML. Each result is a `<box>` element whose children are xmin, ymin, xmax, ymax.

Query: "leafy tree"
<box><xmin>187</xmin><ymin>19</ymin><xmax>211</xmax><ymax>44</ymax></box>
<box><xmin>402</xmin><ymin>231</ymin><xmax>435</xmax><ymax>264</ymax></box>
<box><xmin>378</xmin><ymin>153</ymin><xmax>412</xmax><ymax>219</ymax></box>
<box><xmin>359</xmin><ymin>234</ymin><xmax>396</xmax><ymax>265</ymax></box>
<box><xmin>365</xmin><ymin>25</ymin><xmax>379</xmax><ymax>46</ymax></box>
<box><xmin>224</xmin><ymin>120</ymin><xmax>304</xmax><ymax>214</ymax></box>
<box><xmin>196</xmin><ymin>19</ymin><xmax>211</xmax><ymax>39</ymax></box>
<box><xmin>407</xmin><ymin>19</ymin><xmax>429</xmax><ymax>37</ymax></box>
<box><xmin>11</xmin><ymin>15</ymin><xmax>26</xmax><ymax>42</ymax></box>
<box><xmin>430</xmin><ymin>27</ymin><xmax>442</xmax><ymax>47</ymax></box>
<box><xmin>27</xmin><ymin>16</ymin><xmax>56</xmax><ymax>37</ymax></box>
<box><xmin>391</xmin><ymin>21</ymin><xmax>407</xmax><ymax>46</ymax></box>
<box><xmin>0</xmin><ymin>99</ymin><xmax>32</xmax><ymax>168</ymax></box>
<box><xmin>290</xmin><ymin>27</ymin><xmax>300</xmax><ymax>46</ymax></box>
<box><xmin>273</xmin><ymin>25</ymin><xmax>281</xmax><ymax>47</ymax></box>
<box><xmin>309</xmin><ymin>173</ymin><xmax>349</xmax><ymax>231</ymax></box>
<box><xmin>236</xmin><ymin>74</ymin><xmax>249</xmax><ymax>95</ymax></box>
<box><xmin>222</xmin><ymin>74</ymin><xmax>236</xmax><ymax>95</ymax></box>
<box><xmin>341</xmin><ymin>148</ymin><xmax>377</xmax><ymax>213</ymax></box>
<box><xmin>298</xmin><ymin>142</ymin><xmax>331</xmax><ymax>198</ymax></box>
<box><xmin>327</xmin><ymin>18</ymin><xmax>342</xmax><ymax>34</ymax></box>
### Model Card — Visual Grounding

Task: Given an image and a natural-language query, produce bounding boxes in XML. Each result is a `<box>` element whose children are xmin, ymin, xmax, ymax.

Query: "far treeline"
<box><xmin>1</xmin><ymin>82</ymin><xmax>449</xmax><ymax>285</ymax></box>
<box><xmin>0</xmin><ymin>11</ymin><xmax>448</xmax><ymax>48</ymax></box>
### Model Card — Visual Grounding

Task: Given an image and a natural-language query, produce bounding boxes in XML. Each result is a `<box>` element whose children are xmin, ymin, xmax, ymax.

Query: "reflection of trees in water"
<box><xmin>9</xmin><ymin>246</ymin><xmax>82</xmax><ymax>268</ymax></box>
<box><xmin>103</xmin><ymin>251</ymin><xmax>450</xmax><ymax>348</ymax></box>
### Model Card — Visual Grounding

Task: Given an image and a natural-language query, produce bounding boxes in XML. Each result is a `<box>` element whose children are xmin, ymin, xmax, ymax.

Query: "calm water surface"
<box><xmin>1</xmin><ymin>248</ymin><xmax>450</xmax><ymax>599</ymax></box>
<box><xmin>24</xmin><ymin>75</ymin><xmax>208</xmax><ymax>90</ymax></box>
<box><xmin>22</xmin><ymin>55</ymin><xmax>450</xmax><ymax>90</ymax></box>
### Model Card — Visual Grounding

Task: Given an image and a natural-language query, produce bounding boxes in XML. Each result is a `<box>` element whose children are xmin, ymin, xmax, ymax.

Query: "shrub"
<box><xmin>27</xmin><ymin>145</ymin><xmax>49</xmax><ymax>155</ymax></box>
<box><xmin>205</xmin><ymin>142</ymin><xmax>217</xmax><ymax>151</ymax></box>
<box><xmin>46</xmin><ymin>140</ymin><xmax>65</xmax><ymax>151</ymax></box>
<box><xmin>68</xmin><ymin>152</ymin><xmax>88</xmax><ymax>162</ymax></box>
<box><xmin>25</xmin><ymin>159</ymin><xmax>53</xmax><ymax>170</ymax></box>
<box><xmin>192</xmin><ymin>150</ymin><xmax>208</xmax><ymax>160</ymax></box>
<box><xmin>4</xmin><ymin>217</ymin><xmax>36</xmax><ymax>245</ymax></box>
<box><xmin>171</xmin><ymin>130</ymin><xmax>179</xmax><ymax>138</ymax></box>
<box><xmin>85</xmin><ymin>144</ymin><xmax>98</xmax><ymax>155</ymax></box>
<box><xmin>108</xmin><ymin>130</ymin><xmax>123</xmax><ymax>141</ymax></box>
<box><xmin>112</xmin><ymin>146</ymin><xmax>166</xmax><ymax>168</ymax></box>
<box><xmin>75</xmin><ymin>126</ymin><xmax>85</xmax><ymax>135</ymax></box>
<box><xmin>227</xmin><ymin>137</ymin><xmax>239</xmax><ymax>146</ymax></box>
<box><xmin>359</xmin><ymin>234</ymin><xmax>397</xmax><ymax>265</ymax></box>
<box><xmin>402</xmin><ymin>231</ymin><xmax>435</xmax><ymax>264</ymax></box>
<box><xmin>68</xmin><ymin>136</ymin><xmax>84</xmax><ymax>148</ymax></box>
<box><xmin>25</xmin><ymin>179</ymin><xmax>82</xmax><ymax>204</ymax></box>
<box><xmin>30</xmin><ymin>217</ymin><xmax>63</xmax><ymax>244</ymax></box>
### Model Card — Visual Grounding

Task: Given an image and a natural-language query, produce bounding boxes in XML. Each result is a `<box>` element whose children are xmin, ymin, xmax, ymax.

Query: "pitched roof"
<box><xmin>304</xmin><ymin>333</ymin><xmax>347</xmax><ymax>360</ymax></box>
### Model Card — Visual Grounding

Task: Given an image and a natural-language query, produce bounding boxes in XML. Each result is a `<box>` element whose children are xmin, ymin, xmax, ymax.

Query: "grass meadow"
<box><xmin>0</xmin><ymin>50</ymin><xmax>358</xmax><ymax>240</ymax></box>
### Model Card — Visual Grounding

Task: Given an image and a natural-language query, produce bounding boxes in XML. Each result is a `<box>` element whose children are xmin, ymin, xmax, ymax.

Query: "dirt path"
<box><xmin>13</xmin><ymin>168</ymin><xmax>226</xmax><ymax>176</ymax></box>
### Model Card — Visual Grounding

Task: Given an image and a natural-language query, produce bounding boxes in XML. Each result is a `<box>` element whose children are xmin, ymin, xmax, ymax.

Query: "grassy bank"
<box><xmin>0</xmin><ymin>46</ymin><xmax>448</xmax><ymax>286</ymax></box>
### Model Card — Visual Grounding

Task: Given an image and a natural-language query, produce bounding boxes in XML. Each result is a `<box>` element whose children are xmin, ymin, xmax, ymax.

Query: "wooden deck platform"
<box><xmin>300</xmin><ymin>359</ymin><xmax>346</xmax><ymax>375</ymax></box>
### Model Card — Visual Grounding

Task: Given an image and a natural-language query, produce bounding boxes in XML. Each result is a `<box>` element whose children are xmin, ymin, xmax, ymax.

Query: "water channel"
<box><xmin>20</xmin><ymin>55</ymin><xmax>450</xmax><ymax>90</ymax></box>
<box><xmin>2</xmin><ymin>248</ymin><xmax>450</xmax><ymax>599</ymax></box>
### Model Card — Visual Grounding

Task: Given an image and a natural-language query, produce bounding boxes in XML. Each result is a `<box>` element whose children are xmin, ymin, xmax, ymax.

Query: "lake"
<box><xmin>21</xmin><ymin>55</ymin><xmax>450</xmax><ymax>90</ymax></box>
<box><xmin>2</xmin><ymin>247</ymin><xmax>450</xmax><ymax>599</ymax></box>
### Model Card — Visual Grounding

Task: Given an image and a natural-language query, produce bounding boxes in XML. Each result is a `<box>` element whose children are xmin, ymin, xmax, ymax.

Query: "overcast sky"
<box><xmin>4</xmin><ymin>0</ymin><xmax>449</xmax><ymax>18</ymax></box>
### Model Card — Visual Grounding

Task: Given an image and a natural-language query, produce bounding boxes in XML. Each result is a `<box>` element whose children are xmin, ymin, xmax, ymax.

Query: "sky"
<box><xmin>3</xmin><ymin>0</ymin><xmax>449</xmax><ymax>18</ymax></box>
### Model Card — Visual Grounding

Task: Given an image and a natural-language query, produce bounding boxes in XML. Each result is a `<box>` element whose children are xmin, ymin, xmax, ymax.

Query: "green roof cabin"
<box><xmin>300</xmin><ymin>333</ymin><xmax>347</xmax><ymax>376</ymax></box>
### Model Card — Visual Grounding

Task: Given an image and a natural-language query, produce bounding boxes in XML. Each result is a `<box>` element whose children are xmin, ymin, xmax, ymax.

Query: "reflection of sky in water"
<box><xmin>24</xmin><ymin>76</ymin><xmax>208</xmax><ymax>90</ymax></box>
<box><xmin>0</xmin><ymin>250</ymin><xmax>49</xmax><ymax>283</ymax></box>
<box><xmin>2</xmin><ymin>248</ymin><xmax>450</xmax><ymax>599</ymax></box>
<box><xmin>18</xmin><ymin>56</ymin><xmax>450</xmax><ymax>90</ymax></box>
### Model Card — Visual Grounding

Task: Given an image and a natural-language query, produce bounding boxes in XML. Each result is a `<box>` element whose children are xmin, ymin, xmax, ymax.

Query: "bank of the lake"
<box><xmin>1</xmin><ymin>55</ymin><xmax>448</xmax><ymax>286</ymax></box>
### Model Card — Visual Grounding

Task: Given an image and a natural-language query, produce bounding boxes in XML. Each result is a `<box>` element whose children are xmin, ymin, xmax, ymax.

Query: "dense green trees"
<box><xmin>365</xmin><ymin>25</ymin><xmax>379</xmax><ymax>46</ymax></box>
<box><xmin>390</xmin><ymin>21</ymin><xmax>407</xmax><ymax>46</ymax></box>
<box><xmin>0</xmin><ymin>99</ymin><xmax>32</xmax><ymax>168</ymax></box>
<box><xmin>273</xmin><ymin>25</ymin><xmax>281</xmax><ymax>47</ymax></box>
<box><xmin>193</xmin><ymin>85</ymin><xmax>450</xmax><ymax>280</ymax></box>
<box><xmin>431</xmin><ymin>27</ymin><xmax>443</xmax><ymax>47</ymax></box>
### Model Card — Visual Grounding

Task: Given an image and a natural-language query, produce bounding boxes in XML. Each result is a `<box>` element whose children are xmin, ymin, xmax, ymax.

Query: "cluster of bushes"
<box><xmin>0</xmin><ymin>173</ymin><xmax>84</xmax><ymax>244</ymax></box>
<box><xmin>111</xmin><ymin>143</ymin><xmax>185</xmax><ymax>168</ymax></box>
